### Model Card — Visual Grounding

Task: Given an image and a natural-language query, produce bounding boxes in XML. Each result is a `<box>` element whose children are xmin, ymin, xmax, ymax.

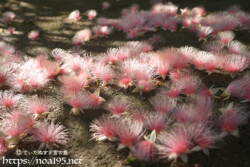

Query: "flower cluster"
<box><xmin>90</xmin><ymin>82</ymin><xmax>247</xmax><ymax>163</ymax></box>
<box><xmin>94</xmin><ymin>3</ymin><xmax>249</xmax><ymax>39</ymax></box>
<box><xmin>0</xmin><ymin>1</ymin><xmax>249</xmax><ymax>165</ymax></box>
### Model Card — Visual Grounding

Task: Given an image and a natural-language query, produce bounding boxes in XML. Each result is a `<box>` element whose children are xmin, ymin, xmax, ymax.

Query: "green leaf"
<box><xmin>180</xmin><ymin>154</ymin><xmax>188</xmax><ymax>163</ymax></box>
<box><xmin>126</xmin><ymin>154</ymin><xmax>137</xmax><ymax>163</ymax></box>
<box><xmin>94</xmin><ymin>88</ymin><xmax>100</xmax><ymax>96</ymax></box>
<box><xmin>231</xmin><ymin>130</ymin><xmax>239</xmax><ymax>137</ymax></box>
<box><xmin>117</xmin><ymin>144</ymin><xmax>126</xmax><ymax>151</ymax></box>
<box><xmin>203</xmin><ymin>148</ymin><xmax>210</xmax><ymax>156</ymax></box>
<box><xmin>132</xmin><ymin>87</ymin><xmax>139</xmax><ymax>93</ymax></box>
<box><xmin>226</xmin><ymin>102</ymin><xmax>234</xmax><ymax>110</ymax></box>
<box><xmin>150</xmin><ymin>130</ymin><xmax>156</xmax><ymax>142</ymax></box>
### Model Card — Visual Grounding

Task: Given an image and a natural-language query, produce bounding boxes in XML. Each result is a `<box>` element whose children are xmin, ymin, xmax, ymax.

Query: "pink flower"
<box><xmin>118</xmin><ymin>59</ymin><xmax>137</xmax><ymax>80</ymax></box>
<box><xmin>0</xmin><ymin>41</ymin><xmax>15</xmax><ymax>56</ymax></box>
<box><xmin>121</xmin><ymin>9</ymin><xmax>129</xmax><ymax>16</ymax></box>
<box><xmin>50</xmin><ymin>48</ymin><xmax>68</xmax><ymax>61</ymax></box>
<box><xmin>117</xmin><ymin>76</ymin><xmax>132</xmax><ymax>89</ymax></box>
<box><xmin>222</xmin><ymin>54</ymin><xmax>248</xmax><ymax>73</ymax></box>
<box><xmin>182</xmin><ymin>17</ymin><xmax>192</xmax><ymax>28</ymax></box>
<box><xmin>95</xmin><ymin>55</ymin><xmax>109</xmax><ymax>65</ymax></box>
<box><xmin>6</xmin><ymin>110</ymin><xmax>32</xmax><ymax>126</ymax></box>
<box><xmin>192</xmin><ymin>7</ymin><xmax>205</xmax><ymax>16</ymax></box>
<box><xmin>100</xmin><ymin>26</ymin><xmax>112</xmax><ymax>36</ymax></box>
<box><xmin>169</xmin><ymin>70</ymin><xmax>183</xmax><ymax>82</ymax></box>
<box><xmin>106</xmin><ymin>98</ymin><xmax>130</xmax><ymax>115</ymax></box>
<box><xmin>201</xmin><ymin>14</ymin><xmax>239</xmax><ymax>33</ymax></box>
<box><xmin>97</xmin><ymin>17</ymin><xmax>108</xmax><ymax>26</ymax></box>
<box><xmin>194</xmin><ymin>94</ymin><xmax>213</xmax><ymax>115</ymax></box>
<box><xmin>178</xmin><ymin>46</ymin><xmax>197</xmax><ymax>61</ymax></box>
<box><xmin>124</xmin><ymin>42</ymin><xmax>144</xmax><ymax>57</ymax></box>
<box><xmin>0</xmin><ymin>11</ymin><xmax>15</xmax><ymax>23</ymax></box>
<box><xmin>65</xmin><ymin>91</ymin><xmax>102</xmax><ymax>114</ymax></box>
<box><xmin>172</xmin><ymin>55</ymin><xmax>188</xmax><ymax>70</ymax></box>
<box><xmin>22</xmin><ymin>57</ymin><xmax>54</xmax><ymax>81</ymax></box>
<box><xmin>63</xmin><ymin>55</ymin><xmax>91</xmax><ymax>74</ymax></box>
<box><xmin>92</xmin><ymin>63</ymin><xmax>114</xmax><ymax>84</ymax></box>
<box><xmin>161</xmin><ymin>17</ymin><xmax>178</xmax><ymax>32</ymax></box>
<box><xmin>27</xmin><ymin>98</ymin><xmax>49</xmax><ymax>115</ymax></box>
<box><xmin>187</xmin><ymin>123</ymin><xmax>217</xmax><ymax>152</ymax></box>
<box><xmin>197</xmin><ymin>26</ymin><xmax>213</xmax><ymax>39</ymax></box>
<box><xmin>150</xmin><ymin>49</ymin><xmax>177</xmax><ymax>79</ymax></box>
<box><xmin>235</xmin><ymin>11</ymin><xmax>250</xmax><ymax>25</ymax></box>
<box><xmin>4</xmin><ymin>126</ymin><xmax>26</xmax><ymax>138</ymax></box>
<box><xmin>143</xmin><ymin>113</ymin><xmax>170</xmax><ymax>133</ymax></box>
<box><xmin>191</xmin><ymin>51</ymin><xmax>217</xmax><ymax>72</ymax></box>
<box><xmin>138</xmin><ymin>42</ymin><xmax>152</xmax><ymax>53</ymax></box>
<box><xmin>126</xmin><ymin>29</ymin><xmax>141</xmax><ymax>39</ymax></box>
<box><xmin>14</xmin><ymin>60</ymin><xmax>51</xmax><ymax>91</ymax></box>
<box><xmin>187</xmin><ymin>121</ymin><xmax>219</xmax><ymax>156</ymax></box>
<box><xmin>219</xmin><ymin>105</ymin><xmax>247</xmax><ymax>134</ymax></box>
<box><xmin>228</xmin><ymin>40</ymin><xmax>248</xmax><ymax>55</ymax></box>
<box><xmin>1</xmin><ymin>110</ymin><xmax>34</xmax><ymax>137</ymax></box>
<box><xmin>7</xmin><ymin>64</ymin><xmax>47</xmax><ymax>92</ymax></box>
<box><xmin>226</xmin><ymin>73</ymin><xmax>250</xmax><ymax>100</ymax></box>
<box><xmin>131</xmin><ymin>107</ymin><xmax>148</xmax><ymax>122</ymax></box>
<box><xmin>31</xmin><ymin>121</ymin><xmax>68</xmax><ymax>149</ymax></box>
<box><xmin>26</xmin><ymin>56</ymin><xmax>59</xmax><ymax>80</ymax></box>
<box><xmin>151</xmin><ymin>3</ymin><xmax>178</xmax><ymax>16</ymax></box>
<box><xmin>137</xmin><ymin>79</ymin><xmax>155</xmax><ymax>93</ymax></box>
<box><xmin>199</xmin><ymin>88</ymin><xmax>213</xmax><ymax>97</ymax></box>
<box><xmin>87</xmin><ymin>10</ymin><xmax>97</xmax><ymax>20</ymax></box>
<box><xmin>175</xmin><ymin>95</ymin><xmax>212</xmax><ymax>123</ymax></box>
<box><xmin>157</xmin><ymin>124</ymin><xmax>191</xmax><ymax>162</ymax></box>
<box><xmin>68</xmin><ymin>9</ymin><xmax>80</xmax><ymax>21</ymax></box>
<box><xmin>193</xmin><ymin>129</ymin><xmax>216</xmax><ymax>150</ymax></box>
<box><xmin>174</xmin><ymin>104</ymin><xmax>196</xmax><ymax>123</ymax></box>
<box><xmin>59</xmin><ymin>74</ymin><xmax>88</xmax><ymax>95</ymax></box>
<box><xmin>174</xmin><ymin>73</ymin><xmax>202</xmax><ymax>95</ymax></box>
<box><xmin>72</xmin><ymin>29</ymin><xmax>92</xmax><ymax>45</ymax></box>
<box><xmin>132</xmin><ymin>140</ymin><xmax>155</xmax><ymax>161</ymax></box>
<box><xmin>102</xmin><ymin>2</ymin><xmax>110</xmax><ymax>10</ymax></box>
<box><xmin>8</xmin><ymin>27</ymin><xmax>15</xmax><ymax>34</ymax></box>
<box><xmin>130</xmin><ymin>4</ymin><xmax>139</xmax><ymax>13</ymax></box>
<box><xmin>33</xmin><ymin>54</ymin><xmax>47</xmax><ymax>68</ymax></box>
<box><xmin>28</xmin><ymin>30</ymin><xmax>39</xmax><ymax>40</ymax></box>
<box><xmin>226</xmin><ymin>80</ymin><xmax>242</xmax><ymax>98</ymax></box>
<box><xmin>27</xmin><ymin>70</ymin><xmax>49</xmax><ymax>90</ymax></box>
<box><xmin>105</xmin><ymin>48</ymin><xmax>120</xmax><ymax>64</ymax></box>
<box><xmin>41</xmin><ymin>61</ymin><xmax>60</xmax><ymax>79</ymax></box>
<box><xmin>117</xmin><ymin>118</ymin><xmax>144</xmax><ymax>148</ymax></box>
<box><xmin>163</xmin><ymin>87</ymin><xmax>181</xmax><ymax>98</ymax></box>
<box><xmin>90</xmin><ymin>115</ymin><xmax>118</xmax><ymax>141</ymax></box>
<box><xmin>0</xmin><ymin>138</ymin><xmax>7</xmax><ymax>156</ymax></box>
<box><xmin>150</xmin><ymin>95</ymin><xmax>176</xmax><ymax>114</ymax></box>
<box><xmin>85</xmin><ymin>93</ymin><xmax>102</xmax><ymax>109</ymax></box>
<box><xmin>93</xmin><ymin>26</ymin><xmax>112</xmax><ymax>37</ymax></box>
<box><xmin>0</xmin><ymin>90</ymin><xmax>22</xmax><ymax>108</ymax></box>
<box><xmin>218</xmin><ymin>31</ymin><xmax>235</xmax><ymax>45</ymax></box>
<box><xmin>64</xmin><ymin>93</ymin><xmax>85</xmax><ymax>114</ymax></box>
<box><xmin>9</xmin><ymin>73</ymin><xmax>31</xmax><ymax>92</ymax></box>
<box><xmin>178</xmin><ymin>46</ymin><xmax>198</xmax><ymax>67</ymax></box>
<box><xmin>116</xmin><ymin>47</ymin><xmax>131</xmax><ymax>61</ymax></box>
